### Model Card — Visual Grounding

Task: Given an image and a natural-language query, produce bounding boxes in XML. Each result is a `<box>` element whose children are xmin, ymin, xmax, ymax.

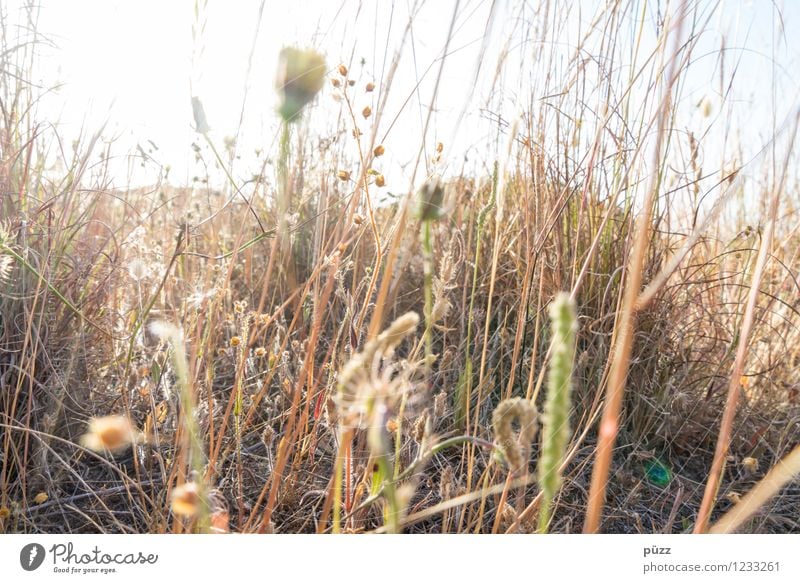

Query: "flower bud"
<box><xmin>275</xmin><ymin>47</ymin><xmax>327</xmax><ymax>123</ymax></box>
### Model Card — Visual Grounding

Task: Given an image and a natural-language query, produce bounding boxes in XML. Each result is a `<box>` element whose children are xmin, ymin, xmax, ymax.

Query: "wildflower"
<box><xmin>275</xmin><ymin>47</ymin><xmax>327</xmax><ymax>123</ymax></box>
<box><xmin>80</xmin><ymin>416</ymin><xmax>140</xmax><ymax>453</ymax></box>
<box><xmin>171</xmin><ymin>482</ymin><xmax>200</xmax><ymax>517</ymax></box>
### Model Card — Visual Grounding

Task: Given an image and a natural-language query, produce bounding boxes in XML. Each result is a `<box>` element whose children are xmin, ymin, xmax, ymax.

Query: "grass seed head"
<box><xmin>492</xmin><ymin>398</ymin><xmax>538</xmax><ymax>475</ymax></box>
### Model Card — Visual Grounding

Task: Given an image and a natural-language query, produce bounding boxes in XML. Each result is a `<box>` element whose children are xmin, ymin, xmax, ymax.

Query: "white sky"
<box><xmin>4</xmin><ymin>0</ymin><xmax>800</xmax><ymax>204</ymax></box>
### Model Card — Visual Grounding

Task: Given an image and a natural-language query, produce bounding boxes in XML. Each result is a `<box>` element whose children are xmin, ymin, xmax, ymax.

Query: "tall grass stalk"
<box><xmin>584</xmin><ymin>1</ymin><xmax>688</xmax><ymax>532</ymax></box>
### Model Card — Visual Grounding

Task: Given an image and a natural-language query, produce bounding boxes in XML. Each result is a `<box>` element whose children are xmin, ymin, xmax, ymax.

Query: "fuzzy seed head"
<box><xmin>80</xmin><ymin>415</ymin><xmax>140</xmax><ymax>453</ymax></box>
<box><xmin>171</xmin><ymin>482</ymin><xmax>200</xmax><ymax>517</ymax></box>
<box><xmin>492</xmin><ymin>398</ymin><xmax>538</xmax><ymax>475</ymax></box>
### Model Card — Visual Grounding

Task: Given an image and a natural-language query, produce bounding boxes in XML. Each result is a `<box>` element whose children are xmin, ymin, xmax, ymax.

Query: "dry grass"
<box><xmin>1</xmin><ymin>0</ymin><xmax>799</xmax><ymax>534</ymax></box>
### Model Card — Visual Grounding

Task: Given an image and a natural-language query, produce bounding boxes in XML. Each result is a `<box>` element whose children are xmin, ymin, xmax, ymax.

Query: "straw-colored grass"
<box><xmin>1</xmin><ymin>0</ymin><xmax>799</xmax><ymax>534</ymax></box>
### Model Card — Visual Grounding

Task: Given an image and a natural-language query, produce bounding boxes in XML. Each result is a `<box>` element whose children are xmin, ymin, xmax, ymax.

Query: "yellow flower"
<box><xmin>275</xmin><ymin>47</ymin><xmax>327</xmax><ymax>123</ymax></box>
<box><xmin>80</xmin><ymin>416</ymin><xmax>140</xmax><ymax>453</ymax></box>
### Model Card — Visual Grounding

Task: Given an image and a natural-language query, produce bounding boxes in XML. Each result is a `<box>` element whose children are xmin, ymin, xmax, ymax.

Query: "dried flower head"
<box><xmin>365</xmin><ymin>82</ymin><xmax>375</xmax><ymax>92</ymax></box>
<box><xmin>254</xmin><ymin>346</ymin><xmax>267</xmax><ymax>358</ymax></box>
<box><xmin>171</xmin><ymin>482</ymin><xmax>200</xmax><ymax>517</ymax></box>
<box><xmin>492</xmin><ymin>398</ymin><xmax>538</xmax><ymax>475</ymax></box>
<box><xmin>275</xmin><ymin>47</ymin><xmax>327</xmax><ymax>123</ymax></box>
<box><xmin>337</xmin><ymin>170</ymin><xmax>351</xmax><ymax>181</ymax></box>
<box><xmin>362</xmin><ymin>105</ymin><xmax>372</xmax><ymax>119</ymax></box>
<box><xmin>373</xmin><ymin>144</ymin><xmax>385</xmax><ymax>157</ymax></box>
<box><xmin>338</xmin><ymin>63</ymin><xmax>348</xmax><ymax>77</ymax></box>
<box><xmin>261</xmin><ymin>425</ymin><xmax>276</xmax><ymax>448</ymax></box>
<box><xmin>80</xmin><ymin>415</ymin><xmax>140</xmax><ymax>453</ymax></box>
<box><xmin>335</xmin><ymin>312</ymin><xmax>422</xmax><ymax>430</ymax></box>
<box><xmin>741</xmin><ymin>456</ymin><xmax>759</xmax><ymax>473</ymax></box>
<box><xmin>127</xmin><ymin>258</ymin><xmax>149</xmax><ymax>281</ymax></box>
<box><xmin>375</xmin><ymin>174</ymin><xmax>386</xmax><ymax>188</ymax></box>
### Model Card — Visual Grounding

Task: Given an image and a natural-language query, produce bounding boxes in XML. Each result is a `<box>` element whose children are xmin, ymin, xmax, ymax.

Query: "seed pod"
<box><xmin>362</xmin><ymin>105</ymin><xmax>372</xmax><ymax>119</ymax></box>
<box><xmin>365</xmin><ymin>82</ymin><xmax>375</xmax><ymax>92</ymax></box>
<box><xmin>338</xmin><ymin>63</ymin><xmax>348</xmax><ymax>76</ymax></box>
<box><xmin>373</xmin><ymin>144</ymin><xmax>385</xmax><ymax>157</ymax></box>
<box><xmin>375</xmin><ymin>174</ymin><xmax>385</xmax><ymax>187</ymax></box>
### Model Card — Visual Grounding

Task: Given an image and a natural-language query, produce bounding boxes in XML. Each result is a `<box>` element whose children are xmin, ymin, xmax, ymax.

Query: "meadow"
<box><xmin>1</xmin><ymin>0</ymin><xmax>799</xmax><ymax>534</ymax></box>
